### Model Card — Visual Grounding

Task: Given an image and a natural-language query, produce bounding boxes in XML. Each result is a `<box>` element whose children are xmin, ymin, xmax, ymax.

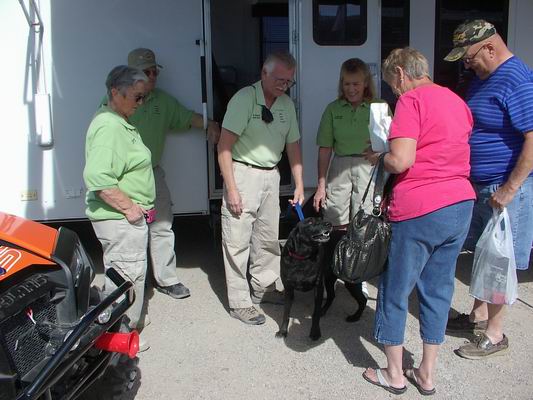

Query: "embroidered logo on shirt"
<box><xmin>278</xmin><ymin>112</ymin><xmax>286</xmax><ymax>123</ymax></box>
<box><xmin>153</xmin><ymin>105</ymin><xmax>161</xmax><ymax>115</ymax></box>
<box><xmin>334</xmin><ymin>115</ymin><xmax>343</xmax><ymax>120</ymax></box>
<box><xmin>252</xmin><ymin>113</ymin><xmax>261</xmax><ymax>120</ymax></box>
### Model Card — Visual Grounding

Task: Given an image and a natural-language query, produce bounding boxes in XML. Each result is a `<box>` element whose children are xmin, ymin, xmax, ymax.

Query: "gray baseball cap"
<box><xmin>444</xmin><ymin>20</ymin><xmax>496</xmax><ymax>62</ymax></box>
<box><xmin>128</xmin><ymin>48</ymin><xmax>163</xmax><ymax>70</ymax></box>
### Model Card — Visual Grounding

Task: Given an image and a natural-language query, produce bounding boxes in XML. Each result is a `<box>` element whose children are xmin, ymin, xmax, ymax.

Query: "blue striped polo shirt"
<box><xmin>467</xmin><ymin>56</ymin><xmax>533</xmax><ymax>184</ymax></box>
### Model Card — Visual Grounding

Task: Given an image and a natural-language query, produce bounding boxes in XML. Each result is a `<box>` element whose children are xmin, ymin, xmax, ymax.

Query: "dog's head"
<box><xmin>281</xmin><ymin>218</ymin><xmax>332</xmax><ymax>291</ymax></box>
<box><xmin>291</xmin><ymin>217</ymin><xmax>333</xmax><ymax>245</ymax></box>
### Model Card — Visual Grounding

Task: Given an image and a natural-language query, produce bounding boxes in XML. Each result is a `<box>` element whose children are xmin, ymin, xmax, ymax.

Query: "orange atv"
<box><xmin>0</xmin><ymin>212</ymin><xmax>139</xmax><ymax>400</ymax></box>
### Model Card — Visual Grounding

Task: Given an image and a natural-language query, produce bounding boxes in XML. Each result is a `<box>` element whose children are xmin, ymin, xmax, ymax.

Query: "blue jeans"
<box><xmin>374</xmin><ymin>200</ymin><xmax>474</xmax><ymax>345</ymax></box>
<box><xmin>464</xmin><ymin>176</ymin><xmax>533</xmax><ymax>270</ymax></box>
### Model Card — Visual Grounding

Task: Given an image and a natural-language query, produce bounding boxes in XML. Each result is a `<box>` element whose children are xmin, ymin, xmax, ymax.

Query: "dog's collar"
<box><xmin>288</xmin><ymin>250</ymin><xmax>309</xmax><ymax>260</ymax></box>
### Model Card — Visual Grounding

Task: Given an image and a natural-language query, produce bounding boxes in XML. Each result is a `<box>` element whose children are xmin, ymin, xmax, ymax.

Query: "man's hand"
<box><xmin>313</xmin><ymin>186</ymin><xmax>326</xmax><ymax>212</ymax></box>
<box><xmin>207</xmin><ymin>120</ymin><xmax>221</xmax><ymax>144</ymax></box>
<box><xmin>226</xmin><ymin>188</ymin><xmax>243</xmax><ymax>216</ymax></box>
<box><xmin>489</xmin><ymin>184</ymin><xmax>517</xmax><ymax>209</ymax></box>
<box><xmin>191</xmin><ymin>113</ymin><xmax>221</xmax><ymax>144</ymax></box>
<box><xmin>290</xmin><ymin>187</ymin><xmax>305</xmax><ymax>207</ymax></box>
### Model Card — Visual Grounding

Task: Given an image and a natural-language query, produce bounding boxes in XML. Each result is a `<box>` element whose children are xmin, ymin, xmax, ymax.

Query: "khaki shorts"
<box><xmin>322</xmin><ymin>155</ymin><xmax>374</xmax><ymax>226</ymax></box>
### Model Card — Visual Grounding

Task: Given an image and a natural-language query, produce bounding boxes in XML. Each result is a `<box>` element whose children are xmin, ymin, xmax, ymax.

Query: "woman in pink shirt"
<box><xmin>362</xmin><ymin>48</ymin><xmax>475</xmax><ymax>396</ymax></box>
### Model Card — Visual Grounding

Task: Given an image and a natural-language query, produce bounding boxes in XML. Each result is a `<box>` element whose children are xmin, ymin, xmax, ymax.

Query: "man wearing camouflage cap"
<box><xmin>125</xmin><ymin>48</ymin><xmax>220</xmax><ymax>301</ymax></box>
<box><xmin>445</xmin><ymin>20</ymin><xmax>533</xmax><ymax>359</ymax></box>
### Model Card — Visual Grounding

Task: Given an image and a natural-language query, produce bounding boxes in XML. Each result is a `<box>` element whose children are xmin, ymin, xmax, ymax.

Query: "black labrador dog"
<box><xmin>276</xmin><ymin>217</ymin><xmax>332</xmax><ymax>340</ymax></box>
<box><xmin>276</xmin><ymin>218</ymin><xmax>367</xmax><ymax>341</ymax></box>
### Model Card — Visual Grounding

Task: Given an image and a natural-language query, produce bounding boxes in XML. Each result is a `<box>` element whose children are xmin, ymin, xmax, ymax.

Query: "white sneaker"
<box><xmin>361</xmin><ymin>281</ymin><xmax>369</xmax><ymax>299</ymax></box>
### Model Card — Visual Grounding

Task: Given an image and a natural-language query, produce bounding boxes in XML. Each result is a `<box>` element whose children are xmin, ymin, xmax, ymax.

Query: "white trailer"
<box><xmin>2</xmin><ymin>0</ymin><xmax>533</xmax><ymax>221</ymax></box>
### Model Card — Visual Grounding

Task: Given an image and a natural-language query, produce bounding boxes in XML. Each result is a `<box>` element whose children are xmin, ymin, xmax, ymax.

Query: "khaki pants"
<box><xmin>149</xmin><ymin>166</ymin><xmax>180</xmax><ymax>287</ymax></box>
<box><xmin>92</xmin><ymin>218</ymin><xmax>149</xmax><ymax>329</ymax></box>
<box><xmin>221</xmin><ymin>162</ymin><xmax>281</xmax><ymax>309</ymax></box>
<box><xmin>323</xmin><ymin>155</ymin><xmax>374</xmax><ymax>226</ymax></box>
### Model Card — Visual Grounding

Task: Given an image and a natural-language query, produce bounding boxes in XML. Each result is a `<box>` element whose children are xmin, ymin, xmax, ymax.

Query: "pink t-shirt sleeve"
<box><xmin>389</xmin><ymin>94</ymin><xmax>421</xmax><ymax>141</ymax></box>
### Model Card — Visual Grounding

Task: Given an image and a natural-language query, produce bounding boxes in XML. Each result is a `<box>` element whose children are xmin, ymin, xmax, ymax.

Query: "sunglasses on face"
<box><xmin>134</xmin><ymin>94</ymin><xmax>146</xmax><ymax>103</ymax></box>
<box><xmin>261</xmin><ymin>105</ymin><xmax>274</xmax><ymax>124</ymax></box>
<box><xmin>143</xmin><ymin>68</ymin><xmax>159</xmax><ymax>77</ymax></box>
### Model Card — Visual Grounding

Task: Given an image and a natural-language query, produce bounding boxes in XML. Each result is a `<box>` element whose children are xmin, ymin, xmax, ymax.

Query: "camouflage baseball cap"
<box><xmin>128</xmin><ymin>48</ymin><xmax>163</xmax><ymax>70</ymax></box>
<box><xmin>444</xmin><ymin>20</ymin><xmax>496</xmax><ymax>62</ymax></box>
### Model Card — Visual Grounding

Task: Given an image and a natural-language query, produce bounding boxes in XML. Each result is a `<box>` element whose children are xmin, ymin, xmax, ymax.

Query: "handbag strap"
<box><xmin>360</xmin><ymin>154</ymin><xmax>386</xmax><ymax>216</ymax></box>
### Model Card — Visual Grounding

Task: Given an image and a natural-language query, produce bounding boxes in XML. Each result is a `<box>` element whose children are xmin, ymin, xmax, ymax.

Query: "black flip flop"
<box><xmin>362</xmin><ymin>368</ymin><xmax>407</xmax><ymax>395</ymax></box>
<box><xmin>404</xmin><ymin>368</ymin><xmax>436</xmax><ymax>396</ymax></box>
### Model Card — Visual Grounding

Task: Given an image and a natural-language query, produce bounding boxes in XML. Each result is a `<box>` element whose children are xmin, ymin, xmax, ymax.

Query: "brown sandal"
<box><xmin>404</xmin><ymin>368</ymin><xmax>436</xmax><ymax>396</ymax></box>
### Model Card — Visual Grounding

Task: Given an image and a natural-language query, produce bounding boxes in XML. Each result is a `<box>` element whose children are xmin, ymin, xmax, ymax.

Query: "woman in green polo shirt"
<box><xmin>84</xmin><ymin>65</ymin><xmax>155</xmax><ymax>351</ymax></box>
<box><xmin>313</xmin><ymin>58</ymin><xmax>386</xmax><ymax>225</ymax></box>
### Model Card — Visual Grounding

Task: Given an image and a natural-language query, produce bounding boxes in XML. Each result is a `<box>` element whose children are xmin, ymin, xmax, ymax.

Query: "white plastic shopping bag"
<box><xmin>469</xmin><ymin>208</ymin><xmax>518</xmax><ymax>305</ymax></box>
<box><xmin>369</xmin><ymin>103</ymin><xmax>392</xmax><ymax>152</ymax></box>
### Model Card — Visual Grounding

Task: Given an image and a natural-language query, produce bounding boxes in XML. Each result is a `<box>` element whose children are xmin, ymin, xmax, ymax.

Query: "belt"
<box><xmin>233</xmin><ymin>159</ymin><xmax>277</xmax><ymax>170</ymax></box>
<box><xmin>337</xmin><ymin>153</ymin><xmax>365</xmax><ymax>158</ymax></box>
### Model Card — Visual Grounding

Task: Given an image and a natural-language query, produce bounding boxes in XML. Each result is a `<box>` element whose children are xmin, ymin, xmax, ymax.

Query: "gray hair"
<box><xmin>263</xmin><ymin>51</ymin><xmax>297</xmax><ymax>74</ymax></box>
<box><xmin>105</xmin><ymin>65</ymin><xmax>148</xmax><ymax>98</ymax></box>
<box><xmin>382</xmin><ymin>47</ymin><xmax>430</xmax><ymax>83</ymax></box>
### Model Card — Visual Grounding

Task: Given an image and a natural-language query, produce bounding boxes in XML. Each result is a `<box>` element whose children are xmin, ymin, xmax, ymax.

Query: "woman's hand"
<box><xmin>363</xmin><ymin>146</ymin><xmax>381</xmax><ymax>166</ymax></box>
<box><xmin>124</xmin><ymin>203</ymin><xmax>146</xmax><ymax>224</ymax></box>
<box><xmin>313</xmin><ymin>186</ymin><xmax>326</xmax><ymax>212</ymax></box>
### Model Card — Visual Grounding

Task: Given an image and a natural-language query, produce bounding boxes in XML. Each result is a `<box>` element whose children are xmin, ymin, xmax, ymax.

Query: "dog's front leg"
<box><xmin>310</xmin><ymin>275</ymin><xmax>324</xmax><ymax>341</ymax></box>
<box><xmin>275</xmin><ymin>287</ymin><xmax>294</xmax><ymax>338</ymax></box>
<box><xmin>321</xmin><ymin>267</ymin><xmax>336</xmax><ymax>316</ymax></box>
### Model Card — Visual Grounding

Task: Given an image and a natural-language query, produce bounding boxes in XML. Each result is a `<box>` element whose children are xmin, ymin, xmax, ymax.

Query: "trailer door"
<box><xmin>3</xmin><ymin>0</ymin><xmax>209</xmax><ymax>221</ymax></box>
<box><xmin>295</xmin><ymin>0</ymin><xmax>380</xmax><ymax>189</ymax></box>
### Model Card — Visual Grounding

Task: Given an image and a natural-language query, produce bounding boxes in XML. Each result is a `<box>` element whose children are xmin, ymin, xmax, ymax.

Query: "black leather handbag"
<box><xmin>332</xmin><ymin>156</ymin><xmax>391</xmax><ymax>284</ymax></box>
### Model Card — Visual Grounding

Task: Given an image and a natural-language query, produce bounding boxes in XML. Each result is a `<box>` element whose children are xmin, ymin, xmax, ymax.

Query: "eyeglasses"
<box><xmin>462</xmin><ymin>45</ymin><xmax>486</xmax><ymax>65</ymax></box>
<box><xmin>261</xmin><ymin>105</ymin><xmax>273</xmax><ymax>124</ymax></box>
<box><xmin>143</xmin><ymin>68</ymin><xmax>159</xmax><ymax>77</ymax></box>
<box><xmin>273</xmin><ymin>76</ymin><xmax>296</xmax><ymax>89</ymax></box>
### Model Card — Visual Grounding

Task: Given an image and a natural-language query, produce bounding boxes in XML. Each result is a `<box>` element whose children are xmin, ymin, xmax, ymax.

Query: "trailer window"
<box><xmin>313</xmin><ymin>0</ymin><xmax>367</xmax><ymax>46</ymax></box>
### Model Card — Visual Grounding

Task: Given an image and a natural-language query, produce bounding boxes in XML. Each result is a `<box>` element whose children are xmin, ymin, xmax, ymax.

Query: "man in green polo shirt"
<box><xmin>217</xmin><ymin>51</ymin><xmax>304</xmax><ymax>325</ymax></box>
<box><xmin>125</xmin><ymin>48</ymin><xmax>220</xmax><ymax>300</ymax></box>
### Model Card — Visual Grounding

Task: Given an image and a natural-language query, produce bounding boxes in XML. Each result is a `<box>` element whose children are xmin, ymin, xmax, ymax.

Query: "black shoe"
<box><xmin>446</xmin><ymin>313</ymin><xmax>487</xmax><ymax>334</ymax></box>
<box><xmin>157</xmin><ymin>283</ymin><xmax>191</xmax><ymax>299</ymax></box>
